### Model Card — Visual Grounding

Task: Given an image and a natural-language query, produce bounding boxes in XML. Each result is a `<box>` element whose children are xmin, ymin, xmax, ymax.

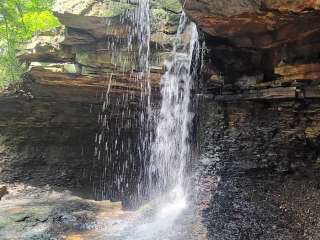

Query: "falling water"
<box><xmin>92</xmin><ymin>0</ymin><xmax>152</xmax><ymax>204</ymax></box>
<box><xmin>104</xmin><ymin>13</ymin><xmax>200</xmax><ymax>240</ymax></box>
<box><xmin>99</xmin><ymin>13</ymin><xmax>201</xmax><ymax>238</ymax></box>
<box><xmin>135</xmin><ymin>0</ymin><xmax>152</xmax><ymax>200</ymax></box>
<box><xmin>136</xmin><ymin>0</ymin><xmax>151</xmax><ymax>105</ymax></box>
<box><xmin>136</xmin><ymin>0</ymin><xmax>151</xmax><ymax>74</ymax></box>
<box><xmin>148</xmin><ymin>12</ymin><xmax>199</xmax><ymax>204</ymax></box>
<box><xmin>92</xmin><ymin>1</ymin><xmax>201</xmax><ymax>238</ymax></box>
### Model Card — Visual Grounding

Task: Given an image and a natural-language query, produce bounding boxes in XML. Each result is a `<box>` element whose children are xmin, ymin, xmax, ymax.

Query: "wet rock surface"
<box><xmin>0</xmin><ymin>183</ymin><xmax>128</xmax><ymax>240</ymax></box>
<box><xmin>0</xmin><ymin>127</ymin><xmax>95</xmax><ymax>196</ymax></box>
<box><xmin>184</xmin><ymin>0</ymin><xmax>320</xmax><ymax>101</ymax></box>
<box><xmin>0</xmin><ymin>182</ymin><xmax>208</xmax><ymax>240</ymax></box>
<box><xmin>1</xmin><ymin>0</ymin><xmax>320</xmax><ymax>239</ymax></box>
<box><xmin>0</xmin><ymin>0</ymin><xmax>183</xmax><ymax>204</ymax></box>
<box><xmin>182</xmin><ymin>2</ymin><xmax>320</xmax><ymax>238</ymax></box>
<box><xmin>196</xmin><ymin>100</ymin><xmax>320</xmax><ymax>239</ymax></box>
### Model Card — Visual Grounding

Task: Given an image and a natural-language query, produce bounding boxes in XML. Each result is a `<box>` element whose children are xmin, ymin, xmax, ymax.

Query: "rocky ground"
<box><xmin>203</xmin><ymin>170</ymin><xmax>320</xmax><ymax>240</ymax></box>
<box><xmin>2</xmin><ymin>0</ymin><xmax>320</xmax><ymax>239</ymax></box>
<box><xmin>0</xmin><ymin>182</ymin><xmax>130</xmax><ymax>240</ymax></box>
<box><xmin>0</xmin><ymin>181</ymin><xmax>208</xmax><ymax>240</ymax></box>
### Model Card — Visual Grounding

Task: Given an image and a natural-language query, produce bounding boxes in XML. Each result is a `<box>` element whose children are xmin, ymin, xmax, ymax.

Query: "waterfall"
<box><xmin>135</xmin><ymin>0</ymin><xmax>152</xmax><ymax>200</ymax></box>
<box><xmin>136</xmin><ymin>0</ymin><xmax>151</xmax><ymax>106</ymax></box>
<box><xmin>148</xmin><ymin>12</ymin><xmax>199</xmax><ymax>203</ymax></box>
<box><xmin>94</xmin><ymin>5</ymin><xmax>201</xmax><ymax>239</ymax></box>
<box><xmin>93</xmin><ymin>1</ymin><xmax>200</xmax><ymax>231</ymax></box>
<box><xmin>136</xmin><ymin>0</ymin><xmax>151</xmax><ymax>73</ymax></box>
<box><xmin>115</xmin><ymin>13</ymin><xmax>200</xmax><ymax>240</ymax></box>
<box><xmin>92</xmin><ymin>0</ymin><xmax>152</xmax><ymax>203</ymax></box>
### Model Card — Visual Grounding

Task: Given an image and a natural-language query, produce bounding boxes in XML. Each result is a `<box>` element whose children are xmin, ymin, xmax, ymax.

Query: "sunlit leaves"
<box><xmin>0</xmin><ymin>0</ymin><xmax>60</xmax><ymax>88</ymax></box>
<box><xmin>20</xmin><ymin>11</ymin><xmax>60</xmax><ymax>39</ymax></box>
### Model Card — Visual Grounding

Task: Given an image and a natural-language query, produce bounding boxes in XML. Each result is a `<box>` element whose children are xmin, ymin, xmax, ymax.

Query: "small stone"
<box><xmin>0</xmin><ymin>186</ymin><xmax>8</xmax><ymax>200</ymax></box>
<box><xmin>9</xmin><ymin>213</ymin><xmax>29</xmax><ymax>222</ymax></box>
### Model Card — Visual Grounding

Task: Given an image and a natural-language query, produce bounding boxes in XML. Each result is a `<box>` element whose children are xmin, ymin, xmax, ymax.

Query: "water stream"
<box><xmin>92</xmin><ymin>1</ymin><xmax>152</xmax><ymax>203</ymax></box>
<box><xmin>93</xmin><ymin>3</ymin><xmax>200</xmax><ymax>239</ymax></box>
<box><xmin>148</xmin><ymin>13</ymin><xmax>199</xmax><ymax>199</ymax></box>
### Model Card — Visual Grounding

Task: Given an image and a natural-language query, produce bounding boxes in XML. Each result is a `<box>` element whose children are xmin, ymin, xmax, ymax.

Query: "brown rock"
<box><xmin>0</xmin><ymin>186</ymin><xmax>8</xmax><ymax>200</ymax></box>
<box><xmin>275</xmin><ymin>63</ymin><xmax>320</xmax><ymax>81</ymax></box>
<box><xmin>183</xmin><ymin>0</ymin><xmax>320</xmax><ymax>48</ymax></box>
<box><xmin>184</xmin><ymin>0</ymin><xmax>320</xmax><ymax>96</ymax></box>
<box><xmin>17</xmin><ymin>29</ymin><xmax>74</xmax><ymax>63</ymax></box>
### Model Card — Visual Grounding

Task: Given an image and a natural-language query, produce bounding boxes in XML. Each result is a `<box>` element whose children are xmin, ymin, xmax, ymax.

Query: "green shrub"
<box><xmin>0</xmin><ymin>0</ymin><xmax>60</xmax><ymax>89</ymax></box>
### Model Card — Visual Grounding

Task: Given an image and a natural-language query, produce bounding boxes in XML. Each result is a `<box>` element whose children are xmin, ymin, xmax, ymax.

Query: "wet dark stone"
<box><xmin>196</xmin><ymin>99</ymin><xmax>320</xmax><ymax>240</ymax></box>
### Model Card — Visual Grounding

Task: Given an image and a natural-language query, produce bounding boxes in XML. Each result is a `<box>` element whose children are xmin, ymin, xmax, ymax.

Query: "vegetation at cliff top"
<box><xmin>0</xmin><ymin>0</ymin><xmax>60</xmax><ymax>89</ymax></box>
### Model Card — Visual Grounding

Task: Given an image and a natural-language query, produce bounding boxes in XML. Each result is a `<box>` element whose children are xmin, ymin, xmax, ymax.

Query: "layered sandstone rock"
<box><xmin>197</xmin><ymin>99</ymin><xmax>320</xmax><ymax>240</ymax></box>
<box><xmin>14</xmin><ymin>0</ymin><xmax>186</xmax><ymax>105</ymax></box>
<box><xmin>184</xmin><ymin>1</ymin><xmax>320</xmax><ymax>239</ymax></box>
<box><xmin>184</xmin><ymin>0</ymin><xmax>320</xmax><ymax>100</ymax></box>
<box><xmin>0</xmin><ymin>0</ymin><xmax>182</xmax><ymax>202</ymax></box>
<box><xmin>184</xmin><ymin>0</ymin><xmax>320</xmax><ymax>48</ymax></box>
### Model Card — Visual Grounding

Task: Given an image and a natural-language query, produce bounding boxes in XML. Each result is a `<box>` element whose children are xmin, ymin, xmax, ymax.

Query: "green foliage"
<box><xmin>150</xmin><ymin>0</ymin><xmax>182</xmax><ymax>33</ymax></box>
<box><xmin>151</xmin><ymin>0</ymin><xmax>182</xmax><ymax>13</ymax></box>
<box><xmin>151</xmin><ymin>8</ymin><xmax>169</xmax><ymax>32</ymax></box>
<box><xmin>0</xmin><ymin>0</ymin><xmax>60</xmax><ymax>89</ymax></box>
<box><xmin>102</xmin><ymin>0</ymin><xmax>134</xmax><ymax>17</ymax></box>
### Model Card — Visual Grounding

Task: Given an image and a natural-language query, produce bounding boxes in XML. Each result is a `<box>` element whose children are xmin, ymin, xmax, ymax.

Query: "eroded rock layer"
<box><xmin>184</xmin><ymin>1</ymin><xmax>320</xmax><ymax>239</ymax></box>
<box><xmin>0</xmin><ymin>0</ymin><xmax>183</xmax><ymax>202</ymax></box>
<box><xmin>196</xmin><ymin>99</ymin><xmax>320</xmax><ymax>239</ymax></box>
<box><xmin>183</xmin><ymin>0</ymin><xmax>320</xmax><ymax>100</ymax></box>
<box><xmin>1</xmin><ymin>0</ymin><xmax>320</xmax><ymax>238</ymax></box>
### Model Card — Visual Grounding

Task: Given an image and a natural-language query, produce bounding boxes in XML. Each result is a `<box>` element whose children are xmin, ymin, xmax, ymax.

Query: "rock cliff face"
<box><xmin>196</xmin><ymin>99</ymin><xmax>320</xmax><ymax>239</ymax></box>
<box><xmin>184</xmin><ymin>1</ymin><xmax>320</xmax><ymax>239</ymax></box>
<box><xmin>184</xmin><ymin>0</ymin><xmax>320</xmax><ymax>100</ymax></box>
<box><xmin>1</xmin><ymin>0</ymin><xmax>320</xmax><ymax>238</ymax></box>
<box><xmin>0</xmin><ymin>0</ymin><xmax>182</xmax><ymax>203</ymax></box>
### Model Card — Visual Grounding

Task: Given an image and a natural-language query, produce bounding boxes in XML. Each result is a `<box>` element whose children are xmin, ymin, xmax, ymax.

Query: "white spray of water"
<box><xmin>148</xmin><ymin>12</ymin><xmax>199</xmax><ymax>206</ymax></box>
<box><xmin>109</xmin><ymin>13</ymin><xmax>201</xmax><ymax>239</ymax></box>
<box><xmin>93</xmin><ymin>0</ymin><xmax>152</xmax><ymax>202</ymax></box>
<box><xmin>93</xmin><ymin>2</ymin><xmax>201</xmax><ymax>238</ymax></box>
<box><xmin>136</xmin><ymin>0</ymin><xmax>151</xmax><ymax>74</ymax></box>
<box><xmin>135</xmin><ymin>0</ymin><xmax>153</xmax><ymax>200</ymax></box>
<box><xmin>94</xmin><ymin>8</ymin><xmax>201</xmax><ymax>239</ymax></box>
